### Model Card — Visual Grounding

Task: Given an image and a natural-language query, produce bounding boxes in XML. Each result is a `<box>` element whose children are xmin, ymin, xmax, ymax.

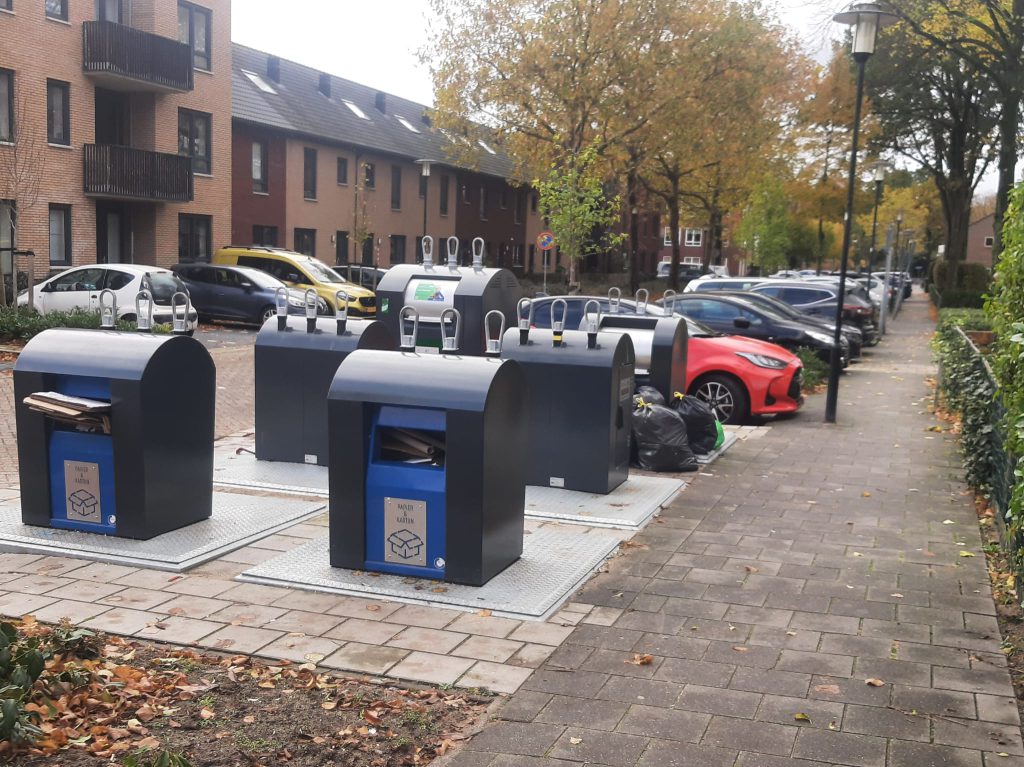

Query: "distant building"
<box><xmin>965</xmin><ymin>212</ymin><xmax>995</xmax><ymax>268</ymax></box>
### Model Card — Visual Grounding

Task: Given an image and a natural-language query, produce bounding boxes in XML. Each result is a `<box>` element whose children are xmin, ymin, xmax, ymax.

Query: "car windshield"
<box><xmin>731</xmin><ymin>297</ymin><xmax>787</xmax><ymax>322</ymax></box>
<box><xmin>236</xmin><ymin>267</ymin><xmax>284</xmax><ymax>289</ymax></box>
<box><xmin>302</xmin><ymin>258</ymin><xmax>350</xmax><ymax>285</ymax></box>
<box><xmin>685</xmin><ymin>317</ymin><xmax>718</xmax><ymax>337</ymax></box>
<box><xmin>143</xmin><ymin>271</ymin><xmax>187</xmax><ymax>303</ymax></box>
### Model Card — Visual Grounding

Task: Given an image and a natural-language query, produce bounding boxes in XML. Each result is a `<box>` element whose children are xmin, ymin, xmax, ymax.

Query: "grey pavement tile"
<box><xmin>729</xmin><ymin>667</ymin><xmax>811</xmax><ymax>698</ymax></box>
<box><xmin>521</xmin><ymin>668</ymin><xmax>609</xmax><ymax>698</ymax></box>
<box><xmin>678</xmin><ymin>684</ymin><xmax>761</xmax><ymax>718</ymax></box>
<box><xmin>807</xmin><ymin>675</ymin><xmax>890</xmax><ymax>707</ymax></box>
<box><xmin>776</xmin><ymin>649</ymin><xmax>854</xmax><ymax>677</ymax></box>
<box><xmin>755</xmin><ymin>694</ymin><xmax>844</xmax><ymax>730</ymax></box>
<box><xmin>701</xmin><ymin>716</ymin><xmax>797</xmax><ymax>756</ymax></box>
<box><xmin>322</xmin><ymin>643</ymin><xmax>408</xmax><ymax>676</ymax></box>
<box><xmin>596</xmin><ymin>676</ymin><xmax>683</xmax><ymax>708</ymax></box>
<box><xmin>468</xmin><ymin>722</ymin><xmax>565</xmax><ymax>756</ymax></box>
<box><xmin>495</xmin><ymin>691</ymin><xmax>553</xmax><ymax>723</ymax></box>
<box><xmin>888</xmin><ymin>741</ymin><xmax>984</xmax><ymax>767</ymax></box>
<box><xmin>457</xmin><ymin>662</ymin><xmax>534</xmax><ymax>694</ymax></box>
<box><xmin>975</xmin><ymin>693</ymin><xmax>1021</xmax><ymax>725</ymax></box>
<box><xmin>548</xmin><ymin>727</ymin><xmax>648</xmax><ymax>766</ymax></box>
<box><xmin>932</xmin><ymin>717</ymin><xmax>1024</xmax><ymax>755</ymax></box>
<box><xmin>636</xmin><ymin>740</ymin><xmax>737</xmax><ymax>767</ymax></box>
<box><xmin>616</xmin><ymin>704</ymin><xmax>710</xmax><ymax>741</ymax></box>
<box><xmin>841</xmin><ymin>702</ymin><xmax>930</xmax><ymax>741</ymax></box>
<box><xmin>388</xmin><ymin>652</ymin><xmax>474</xmax><ymax>686</ymax></box>
<box><xmin>655</xmin><ymin>657</ymin><xmax>736</xmax><ymax>687</ymax></box>
<box><xmin>534</xmin><ymin>695</ymin><xmax>629</xmax><ymax>730</ymax></box>
<box><xmin>792</xmin><ymin>728</ymin><xmax>887</xmax><ymax>767</ymax></box>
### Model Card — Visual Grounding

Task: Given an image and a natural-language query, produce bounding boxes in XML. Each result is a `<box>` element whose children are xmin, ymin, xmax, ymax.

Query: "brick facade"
<box><xmin>0</xmin><ymin>0</ymin><xmax>231</xmax><ymax>275</ymax></box>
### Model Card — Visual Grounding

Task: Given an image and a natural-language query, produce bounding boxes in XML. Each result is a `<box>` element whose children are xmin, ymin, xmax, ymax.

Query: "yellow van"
<box><xmin>212</xmin><ymin>246</ymin><xmax>376</xmax><ymax>316</ymax></box>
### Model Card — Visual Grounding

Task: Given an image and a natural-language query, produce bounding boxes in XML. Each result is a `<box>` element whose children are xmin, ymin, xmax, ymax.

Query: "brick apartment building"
<box><xmin>0</xmin><ymin>0</ymin><xmax>231</xmax><ymax>278</ymax></box>
<box><xmin>230</xmin><ymin>45</ymin><xmax>544</xmax><ymax>273</ymax></box>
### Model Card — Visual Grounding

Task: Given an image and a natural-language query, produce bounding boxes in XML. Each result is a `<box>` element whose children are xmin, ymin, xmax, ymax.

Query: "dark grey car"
<box><xmin>172</xmin><ymin>263</ymin><xmax>324</xmax><ymax>326</ymax></box>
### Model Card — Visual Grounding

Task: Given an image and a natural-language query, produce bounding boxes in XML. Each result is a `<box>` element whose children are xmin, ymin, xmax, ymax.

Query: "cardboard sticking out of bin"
<box><xmin>0</xmin><ymin>492</ymin><xmax>325</xmax><ymax>572</ymax></box>
<box><xmin>212</xmin><ymin>439</ymin><xmax>686</xmax><ymax>530</ymax></box>
<box><xmin>23</xmin><ymin>392</ymin><xmax>112</xmax><ymax>434</ymax></box>
<box><xmin>238</xmin><ymin>521</ymin><xmax>627</xmax><ymax>621</ymax></box>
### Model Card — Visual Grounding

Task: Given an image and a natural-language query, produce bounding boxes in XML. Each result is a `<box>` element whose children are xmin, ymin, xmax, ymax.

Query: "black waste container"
<box><xmin>14</xmin><ymin>327</ymin><xmax>215</xmax><ymax>539</ymax></box>
<box><xmin>327</xmin><ymin>309</ymin><xmax>527</xmax><ymax>586</ymax></box>
<box><xmin>375</xmin><ymin>237</ymin><xmax>520</xmax><ymax>355</ymax></box>
<box><xmin>501</xmin><ymin>299</ymin><xmax>635</xmax><ymax>494</ymax></box>
<box><xmin>255</xmin><ymin>290</ymin><xmax>396</xmax><ymax>465</ymax></box>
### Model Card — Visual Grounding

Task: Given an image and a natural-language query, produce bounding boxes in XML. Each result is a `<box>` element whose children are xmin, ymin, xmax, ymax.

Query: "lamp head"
<box><xmin>833</xmin><ymin>3</ymin><xmax>897</xmax><ymax>59</ymax></box>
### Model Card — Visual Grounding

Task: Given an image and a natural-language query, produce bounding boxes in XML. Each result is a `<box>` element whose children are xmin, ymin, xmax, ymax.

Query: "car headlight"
<box><xmin>736</xmin><ymin>352</ymin><xmax>788</xmax><ymax>369</ymax></box>
<box><xmin>806</xmin><ymin>330</ymin><xmax>834</xmax><ymax>345</ymax></box>
<box><xmin>287</xmin><ymin>295</ymin><xmax>305</xmax><ymax>308</ymax></box>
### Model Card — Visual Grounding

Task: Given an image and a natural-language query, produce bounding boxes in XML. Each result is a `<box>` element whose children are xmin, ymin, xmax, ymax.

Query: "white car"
<box><xmin>17</xmin><ymin>264</ymin><xmax>198</xmax><ymax>332</ymax></box>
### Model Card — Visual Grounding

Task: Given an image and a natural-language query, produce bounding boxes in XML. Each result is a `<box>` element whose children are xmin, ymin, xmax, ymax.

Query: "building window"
<box><xmin>391</xmin><ymin>165</ymin><xmax>402</xmax><ymax>210</ymax></box>
<box><xmin>513</xmin><ymin>244</ymin><xmax>523</xmax><ymax>266</ymax></box>
<box><xmin>337</xmin><ymin>157</ymin><xmax>348</xmax><ymax>185</ymax></box>
<box><xmin>390</xmin><ymin>234</ymin><xmax>406</xmax><ymax>265</ymax></box>
<box><xmin>663</xmin><ymin>227</ymin><xmax>672</xmax><ymax>246</ymax></box>
<box><xmin>0</xmin><ymin>0</ymin><xmax>11</xmax><ymax>11</ymax></box>
<box><xmin>45</xmin><ymin>0</ymin><xmax>67</xmax><ymax>21</ymax></box>
<box><xmin>479</xmin><ymin>187</ymin><xmax>488</xmax><ymax>220</ymax></box>
<box><xmin>252</xmin><ymin>225</ymin><xmax>277</xmax><ymax>247</ymax></box>
<box><xmin>294</xmin><ymin>228</ymin><xmax>316</xmax><ymax>256</ymax></box>
<box><xmin>0</xmin><ymin>69</ymin><xmax>11</xmax><ymax>143</ymax></box>
<box><xmin>303</xmin><ymin>147</ymin><xmax>317</xmax><ymax>199</ymax></box>
<box><xmin>514</xmin><ymin>192</ymin><xmax>524</xmax><ymax>225</ymax></box>
<box><xmin>335</xmin><ymin>231</ymin><xmax>349</xmax><ymax>265</ymax></box>
<box><xmin>177</xmin><ymin>1</ymin><xmax>212</xmax><ymax>71</ymax></box>
<box><xmin>684</xmin><ymin>228</ymin><xmax>702</xmax><ymax>247</ymax></box>
<box><xmin>96</xmin><ymin>0</ymin><xmax>122</xmax><ymax>22</ymax></box>
<box><xmin>178</xmin><ymin>213</ymin><xmax>211</xmax><ymax>263</ymax></box>
<box><xmin>48</xmin><ymin>205</ymin><xmax>71</xmax><ymax>265</ymax></box>
<box><xmin>419</xmin><ymin>174</ymin><xmax>427</xmax><ymax>199</ymax></box>
<box><xmin>178</xmin><ymin>108</ymin><xmax>211</xmax><ymax>173</ymax></box>
<box><xmin>440</xmin><ymin>175</ymin><xmax>450</xmax><ymax>216</ymax></box>
<box><xmin>364</xmin><ymin>162</ymin><xmax>375</xmax><ymax>189</ymax></box>
<box><xmin>984</xmin><ymin>236</ymin><xmax>994</xmax><ymax>248</ymax></box>
<box><xmin>46</xmin><ymin>80</ymin><xmax>69</xmax><ymax>146</ymax></box>
<box><xmin>461</xmin><ymin>184</ymin><xmax>469</xmax><ymax>204</ymax></box>
<box><xmin>252</xmin><ymin>140</ymin><xmax>267</xmax><ymax>193</ymax></box>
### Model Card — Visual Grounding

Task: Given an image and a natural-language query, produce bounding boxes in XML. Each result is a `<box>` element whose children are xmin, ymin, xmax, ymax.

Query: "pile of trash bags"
<box><xmin>630</xmin><ymin>385</ymin><xmax>724</xmax><ymax>473</ymax></box>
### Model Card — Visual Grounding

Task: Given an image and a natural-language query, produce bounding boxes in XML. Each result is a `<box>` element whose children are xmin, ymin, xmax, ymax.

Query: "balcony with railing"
<box><xmin>84</xmin><ymin>145</ymin><xmax>194</xmax><ymax>203</ymax></box>
<box><xmin>82</xmin><ymin>21</ymin><xmax>194</xmax><ymax>93</ymax></box>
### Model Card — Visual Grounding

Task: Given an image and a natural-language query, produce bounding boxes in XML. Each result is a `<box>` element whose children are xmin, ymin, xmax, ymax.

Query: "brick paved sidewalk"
<box><xmin>447</xmin><ymin>293</ymin><xmax>1021</xmax><ymax>766</ymax></box>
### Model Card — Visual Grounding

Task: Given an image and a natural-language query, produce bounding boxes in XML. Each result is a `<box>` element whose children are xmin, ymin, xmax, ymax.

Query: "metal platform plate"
<box><xmin>697</xmin><ymin>431</ymin><xmax>739</xmax><ymax>465</ymax></box>
<box><xmin>0</xmin><ymin>493</ymin><xmax>325</xmax><ymax>572</ymax></box>
<box><xmin>238</xmin><ymin>522</ymin><xmax>627</xmax><ymax>620</ymax></box>
<box><xmin>213</xmin><ymin>445</ymin><xmax>685</xmax><ymax>530</ymax></box>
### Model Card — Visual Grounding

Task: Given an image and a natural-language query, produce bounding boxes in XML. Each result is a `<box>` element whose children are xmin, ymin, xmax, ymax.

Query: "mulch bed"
<box><xmin>5</xmin><ymin>618</ymin><xmax>490</xmax><ymax>767</ymax></box>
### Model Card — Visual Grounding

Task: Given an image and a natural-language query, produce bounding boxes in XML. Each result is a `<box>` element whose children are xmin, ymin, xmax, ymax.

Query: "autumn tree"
<box><xmin>736</xmin><ymin>173</ymin><xmax>795</xmax><ymax>274</ymax></box>
<box><xmin>865</xmin><ymin>21</ymin><xmax>999</xmax><ymax>288</ymax></box>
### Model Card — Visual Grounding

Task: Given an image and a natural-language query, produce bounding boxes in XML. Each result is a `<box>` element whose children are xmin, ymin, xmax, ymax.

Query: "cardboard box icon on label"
<box><xmin>64</xmin><ymin>461</ymin><xmax>102</xmax><ymax>524</ymax></box>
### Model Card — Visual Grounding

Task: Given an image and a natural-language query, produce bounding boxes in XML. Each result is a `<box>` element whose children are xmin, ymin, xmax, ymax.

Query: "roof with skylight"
<box><xmin>396</xmin><ymin>116</ymin><xmax>420</xmax><ymax>133</ymax></box>
<box><xmin>242</xmin><ymin>69</ymin><xmax>277</xmax><ymax>94</ymax></box>
<box><xmin>343</xmin><ymin>100</ymin><xmax>369</xmax><ymax>120</ymax></box>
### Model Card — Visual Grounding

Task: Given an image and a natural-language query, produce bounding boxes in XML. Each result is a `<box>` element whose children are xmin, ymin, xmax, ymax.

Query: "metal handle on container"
<box><xmin>400</xmin><ymin>306</ymin><xmax>420</xmax><ymax>351</ymax></box>
<box><xmin>171</xmin><ymin>291</ymin><xmax>191</xmax><ymax>335</ymax></box>
<box><xmin>551</xmin><ymin>297</ymin><xmax>568</xmax><ymax>348</ymax></box>
<box><xmin>275</xmin><ymin>287</ymin><xmax>289</xmax><ymax>331</ymax></box>
<box><xmin>583</xmin><ymin>299</ymin><xmax>601</xmax><ymax>350</ymax></box>
<box><xmin>99</xmin><ymin>289</ymin><xmax>117</xmax><ymax>330</ymax></box>
<box><xmin>485</xmin><ymin>310</ymin><xmax>505</xmax><ymax>357</ymax></box>
<box><xmin>472</xmin><ymin>237</ymin><xmax>485</xmax><ymax>271</ymax></box>
<box><xmin>305</xmin><ymin>288</ymin><xmax>319</xmax><ymax>333</ymax></box>
<box><xmin>517</xmin><ymin>297</ymin><xmax>534</xmax><ymax>345</ymax></box>
<box><xmin>135</xmin><ymin>289</ymin><xmax>154</xmax><ymax>333</ymax></box>
<box><xmin>440</xmin><ymin>307</ymin><xmax>461</xmax><ymax>354</ymax></box>
<box><xmin>421</xmin><ymin>235</ymin><xmax>434</xmax><ymax>268</ymax></box>
<box><xmin>446</xmin><ymin>236</ymin><xmax>459</xmax><ymax>270</ymax></box>
<box><xmin>662</xmin><ymin>289</ymin><xmax>676</xmax><ymax>316</ymax></box>
<box><xmin>335</xmin><ymin>290</ymin><xmax>350</xmax><ymax>335</ymax></box>
<box><xmin>608</xmin><ymin>287</ymin><xmax>621</xmax><ymax>314</ymax></box>
<box><xmin>635</xmin><ymin>288</ymin><xmax>649</xmax><ymax>314</ymax></box>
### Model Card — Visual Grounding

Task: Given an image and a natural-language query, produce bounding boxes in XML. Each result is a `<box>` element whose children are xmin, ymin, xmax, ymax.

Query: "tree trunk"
<box><xmin>937</xmin><ymin>176</ymin><xmax>973</xmax><ymax>290</ymax></box>
<box><xmin>992</xmin><ymin>93</ymin><xmax>1020</xmax><ymax>264</ymax></box>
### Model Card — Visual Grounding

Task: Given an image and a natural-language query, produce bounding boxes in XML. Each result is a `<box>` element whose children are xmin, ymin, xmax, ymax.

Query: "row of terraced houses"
<box><xmin>0</xmin><ymin>0</ymin><xmax>716</xmax><ymax>279</ymax></box>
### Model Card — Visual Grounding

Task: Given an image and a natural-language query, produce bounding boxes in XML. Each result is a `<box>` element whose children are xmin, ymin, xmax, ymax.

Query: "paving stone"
<box><xmin>582</xmin><ymin>606</ymin><xmax>624</xmax><ymax>626</ymax></box>
<box><xmin>548</xmin><ymin>727</ymin><xmax>648</xmax><ymax>766</ymax></box>
<box><xmin>388</xmin><ymin>651</ymin><xmax>475</xmax><ymax>686</ymax></box>
<box><xmin>44</xmin><ymin>580</ymin><xmax>124</xmax><ymax>602</ymax></box>
<box><xmin>68</xmin><ymin>562</ymin><xmax>138</xmax><ymax>583</ymax></box>
<box><xmin>636</xmin><ymin>740</ymin><xmax>737</xmax><ymax>767</ymax></box>
<box><xmin>678</xmin><ymin>684</ymin><xmax>761</xmax><ymax>718</ymax></box>
<box><xmin>215</xmin><ymin>582</ymin><xmax>292</xmax><ymax>606</ymax></box>
<box><xmin>729</xmin><ymin>667</ymin><xmax>810</xmax><ymax>697</ymax></box>
<box><xmin>565</xmin><ymin>623</ymin><xmax>644</xmax><ymax>650</ymax></box>
<box><xmin>322</xmin><ymin>642</ymin><xmax>408</xmax><ymax>675</ymax></box>
<box><xmin>496</xmin><ymin>691</ymin><xmax>553</xmax><ymax>723</ymax></box>
<box><xmin>975</xmin><ymin>693</ymin><xmax>1021</xmax><ymax>725</ymax></box>
<box><xmin>452</xmin><ymin>635</ymin><xmax>524</xmax><ymax>663</ymax></box>
<box><xmin>162</xmin><ymin>576</ymin><xmax>236</xmax><ymax>598</ymax></box>
<box><xmin>508</xmin><ymin>643</ymin><xmax>555</xmax><ymax>668</ymax></box>
<box><xmin>888</xmin><ymin>741</ymin><xmax>984</xmax><ymax>767</ymax></box>
<box><xmin>197</xmin><ymin>624</ymin><xmax>283</xmax><ymax>654</ymax></box>
<box><xmin>508</xmin><ymin>622</ymin><xmax>575</xmax><ymax>647</ymax></box>
<box><xmin>806</xmin><ymin>675</ymin><xmax>889</xmax><ymax>707</ymax></box>
<box><xmin>735</xmin><ymin>754</ymin><xmax>831</xmax><ymax>767</ymax></box>
<box><xmin>852</xmin><ymin>656</ymin><xmax>931</xmax><ymax>686</ymax></box>
<box><xmin>932</xmin><ymin>717</ymin><xmax>1024</xmax><ymax>755</ymax></box>
<box><xmin>789</xmin><ymin>611</ymin><xmax>861</xmax><ymax>634</ymax></box>
<box><xmin>387</xmin><ymin>626</ymin><xmax>468</xmax><ymax>654</ymax></box>
<box><xmin>933</xmin><ymin>664</ymin><xmax>1013</xmax><ymax>694</ymax></box>
<box><xmin>535</xmin><ymin>695</ymin><xmax>629</xmax><ymax>730</ymax></box>
<box><xmin>747</xmin><ymin>625</ymin><xmax>821</xmax><ymax>652</ymax></box>
<box><xmin>703</xmin><ymin>641</ymin><xmax>779</xmax><ymax>668</ymax></box>
<box><xmin>616</xmin><ymin>703</ymin><xmax>710</xmax><ymax>741</ymax></box>
<box><xmin>98</xmin><ymin>587</ymin><xmax>174</xmax><ymax>611</ymax></box>
<box><xmin>448</xmin><ymin>612</ymin><xmax>522</xmax><ymax>638</ymax></box>
<box><xmin>468</xmin><ymin>721</ymin><xmax>565</xmax><ymax>756</ymax></box>
<box><xmin>655</xmin><ymin>657</ymin><xmax>735</xmax><ymax>687</ymax></box>
<box><xmin>384</xmin><ymin>604</ymin><xmax>461</xmax><ymax>629</ymax></box>
<box><xmin>33</xmin><ymin>598</ymin><xmax>110</xmax><ymax>624</ymax></box>
<box><xmin>522</xmin><ymin>668</ymin><xmax>609</xmax><ymax>697</ymax></box>
<box><xmin>136</xmin><ymin>615</ymin><xmax>221</xmax><ymax>644</ymax></box>
<box><xmin>755</xmin><ymin>694</ymin><xmax>844</xmax><ymax>730</ymax></box>
<box><xmin>487</xmin><ymin>755</ymin><xmax>574</xmax><ymax>767</ymax></box>
<box><xmin>4</xmin><ymin>574</ymin><xmax>74</xmax><ymax>595</ymax></box>
<box><xmin>208</xmin><ymin>602</ymin><xmax>288</xmax><ymax>627</ymax></box>
<box><xmin>614</xmin><ymin>608</ymin><xmax>690</xmax><ymax>633</ymax></box>
<box><xmin>701</xmin><ymin>716</ymin><xmax>797</xmax><ymax>756</ymax></box>
<box><xmin>82</xmin><ymin>607</ymin><xmax>162</xmax><ymax>636</ymax></box>
<box><xmin>22</xmin><ymin>556</ymin><xmax>87</xmax><ymax>578</ymax></box>
<box><xmin>841</xmin><ymin>702</ymin><xmax>929</xmax><ymax>741</ymax></box>
<box><xmin>596</xmin><ymin>676</ymin><xmax>683</xmax><ymax>708</ymax></box>
<box><xmin>265</xmin><ymin>609</ymin><xmax>342</xmax><ymax>636</ymax></box>
<box><xmin>259</xmin><ymin>634</ymin><xmax>341</xmax><ymax>664</ymax></box>
<box><xmin>818</xmin><ymin>634</ymin><xmax>894</xmax><ymax>659</ymax></box>
<box><xmin>158</xmin><ymin>594</ymin><xmax>234</xmax><ymax>620</ymax></box>
<box><xmin>792</xmin><ymin>729</ymin><xmax>886</xmax><ymax>767</ymax></box>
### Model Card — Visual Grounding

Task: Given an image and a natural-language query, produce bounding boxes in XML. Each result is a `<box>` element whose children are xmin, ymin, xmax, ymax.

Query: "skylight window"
<box><xmin>343</xmin><ymin>100</ymin><xmax>369</xmax><ymax>120</ymax></box>
<box><xmin>242</xmin><ymin>69</ymin><xmax>277</xmax><ymax>95</ymax></box>
<box><xmin>478</xmin><ymin>140</ymin><xmax>497</xmax><ymax>155</ymax></box>
<box><xmin>396</xmin><ymin>116</ymin><xmax>420</xmax><ymax>134</ymax></box>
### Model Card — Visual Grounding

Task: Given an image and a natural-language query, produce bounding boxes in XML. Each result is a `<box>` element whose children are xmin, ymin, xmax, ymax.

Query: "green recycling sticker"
<box><xmin>414</xmin><ymin>283</ymin><xmax>446</xmax><ymax>302</ymax></box>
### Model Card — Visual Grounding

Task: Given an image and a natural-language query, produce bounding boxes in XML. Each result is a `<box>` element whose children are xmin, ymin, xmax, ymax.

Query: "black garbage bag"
<box><xmin>634</xmin><ymin>385</ymin><xmax>665</xmax><ymax>406</ymax></box>
<box><xmin>669</xmin><ymin>392</ymin><xmax>719</xmax><ymax>454</ymax></box>
<box><xmin>631</xmin><ymin>400</ymin><xmax>699</xmax><ymax>472</ymax></box>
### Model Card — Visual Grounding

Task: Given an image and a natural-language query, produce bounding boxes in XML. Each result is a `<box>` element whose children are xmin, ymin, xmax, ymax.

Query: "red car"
<box><xmin>523</xmin><ymin>297</ymin><xmax>803</xmax><ymax>423</ymax></box>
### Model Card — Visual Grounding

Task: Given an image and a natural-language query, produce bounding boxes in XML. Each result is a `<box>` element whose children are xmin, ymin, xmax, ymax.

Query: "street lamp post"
<box><xmin>879</xmin><ymin>211</ymin><xmax>900</xmax><ymax>335</ymax></box>
<box><xmin>415</xmin><ymin>159</ymin><xmax>433</xmax><ymax>262</ymax></box>
<box><xmin>825</xmin><ymin>2</ymin><xmax>896</xmax><ymax>424</ymax></box>
<box><xmin>867</xmin><ymin>162</ymin><xmax>886</xmax><ymax>277</ymax></box>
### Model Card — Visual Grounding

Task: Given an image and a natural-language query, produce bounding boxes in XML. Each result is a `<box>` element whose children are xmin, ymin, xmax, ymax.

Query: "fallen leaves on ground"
<box><xmin>865</xmin><ymin>678</ymin><xmax>886</xmax><ymax>687</ymax></box>
<box><xmin>625</xmin><ymin>654</ymin><xmax>654</xmax><ymax>666</ymax></box>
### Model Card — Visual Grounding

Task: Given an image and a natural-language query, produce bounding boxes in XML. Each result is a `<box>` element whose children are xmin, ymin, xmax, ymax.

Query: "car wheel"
<box><xmin>691</xmin><ymin>374</ymin><xmax>749</xmax><ymax>425</ymax></box>
<box><xmin>258</xmin><ymin>306</ymin><xmax>276</xmax><ymax>325</ymax></box>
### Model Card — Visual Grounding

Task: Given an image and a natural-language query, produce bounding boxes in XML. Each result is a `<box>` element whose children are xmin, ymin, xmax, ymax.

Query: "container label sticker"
<box><xmin>384</xmin><ymin>497</ymin><xmax>427</xmax><ymax>566</ymax></box>
<box><xmin>413</xmin><ymin>283</ymin><xmax>446</xmax><ymax>302</ymax></box>
<box><xmin>64</xmin><ymin>461</ymin><xmax>102</xmax><ymax>524</ymax></box>
<box><xmin>619</xmin><ymin>372</ymin><xmax>635</xmax><ymax>402</ymax></box>
<box><xmin>549</xmin><ymin>477</ymin><xmax>565</xmax><ymax>488</ymax></box>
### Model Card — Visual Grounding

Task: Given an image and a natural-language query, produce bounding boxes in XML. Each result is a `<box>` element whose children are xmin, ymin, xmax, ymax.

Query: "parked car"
<box><xmin>665</xmin><ymin>293</ymin><xmax>848</xmax><ymax>367</ymax></box>
<box><xmin>337</xmin><ymin>265</ymin><xmax>389</xmax><ymax>291</ymax></box>
<box><xmin>769</xmin><ymin>270</ymin><xmax>803</xmax><ymax>279</ymax></box>
<box><xmin>521</xmin><ymin>295</ymin><xmax>804</xmax><ymax>424</ymax></box>
<box><xmin>171</xmin><ymin>263</ymin><xmax>327</xmax><ymax>326</ymax></box>
<box><xmin>656</xmin><ymin>260</ymin><xmax>703</xmax><ymax>283</ymax></box>
<box><xmin>748</xmin><ymin>280</ymin><xmax>880</xmax><ymax>346</ymax></box>
<box><xmin>684</xmin><ymin>276</ymin><xmax>765</xmax><ymax>293</ymax></box>
<box><xmin>705</xmin><ymin>290</ymin><xmax>863</xmax><ymax>359</ymax></box>
<box><xmin>212</xmin><ymin>246</ymin><xmax>376</xmax><ymax>316</ymax></box>
<box><xmin>17</xmin><ymin>264</ymin><xmax>198</xmax><ymax>332</ymax></box>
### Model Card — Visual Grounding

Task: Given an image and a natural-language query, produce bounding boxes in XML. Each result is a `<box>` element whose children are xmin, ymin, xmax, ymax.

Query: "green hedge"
<box><xmin>0</xmin><ymin>307</ymin><xmax>166</xmax><ymax>343</ymax></box>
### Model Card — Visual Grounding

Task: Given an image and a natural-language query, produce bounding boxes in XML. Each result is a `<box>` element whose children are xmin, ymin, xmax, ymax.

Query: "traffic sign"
<box><xmin>536</xmin><ymin>231</ymin><xmax>556</xmax><ymax>251</ymax></box>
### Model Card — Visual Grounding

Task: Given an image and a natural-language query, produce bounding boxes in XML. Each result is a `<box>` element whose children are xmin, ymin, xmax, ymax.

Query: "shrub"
<box><xmin>0</xmin><ymin>306</ymin><xmax>167</xmax><ymax>343</ymax></box>
<box><xmin>938</xmin><ymin>289</ymin><xmax>987</xmax><ymax>308</ymax></box>
<box><xmin>932</xmin><ymin>260</ymin><xmax>991</xmax><ymax>294</ymax></box>
<box><xmin>795</xmin><ymin>347</ymin><xmax>827</xmax><ymax>391</ymax></box>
